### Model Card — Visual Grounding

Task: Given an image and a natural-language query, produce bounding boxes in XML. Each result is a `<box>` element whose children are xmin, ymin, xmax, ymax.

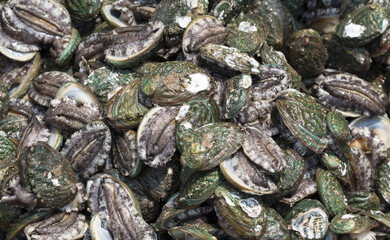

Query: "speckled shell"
<box><xmin>320</xmin><ymin>151</ymin><xmax>352</xmax><ymax>182</ymax></box>
<box><xmin>179</xmin><ymin>122</ymin><xmax>243</xmax><ymax>171</ymax></box>
<box><xmin>112</xmin><ymin>130</ymin><xmax>142</xmax><ymax>177</ymax></box>
<box><xmin>86</xmin><ymin>173</ymin><xmax>157</xmax><ymax>240</ymax></box>
<box><xmin>61</xmin><ymin>121</ymin><xmax>111</xmax><ymax>179</ymax></box>
<box><xmin>19</xmin><ymin>142</ymin><xmax>77</xmax><ymax>208</ymax></box>
<box><xmin>329</xmin><ymin>213</ymin><xmax>377</xmax><ymax>234</ymax></box>
<box><xmin>378</xmin><ymin>154</ymin><xmax>390</xmax><ymax>205</ymax></box>
<box><xmin>139</xmin><ymin>61</ymin><xmax>215</xmax><ymax>106</ymax></box>
<box><xmin>276</xmin><ymin>89</ymin><xmax>328</xmax><ymax>154</ymax></box>
<box><xmin>24</xmin><ymin>212</ymin><xmax>89</xmax><ymax>240</ymax></box>
<box><xmin>2</xmin><ymin>0</ymin><xmax>72</xmax><ymax>44</ymax></box>
<box><xmin>272</xmin><ymin>149</ymin><xmax>305</xmax><ymax>198</ymax></box>
<box><xmin>83</xmin><ymin>67</ymin><xmax>139</xmax><ymax>104</ymax></box>
<box><xmin>105</xmin><ymin>22</ymin><xmax>165</xmax><ymax>68</ymax></box>
<box><xmin>326</xmin><ymin>110</ymin><xmax>352</xmax><ymax>157</ymax></box>
<box><xmin>176</xmin><ymin>168</ymin><xmax>220</xmax><ymax>209</ymax></box>
<box><xmin>259</xmin><ymin>42</ymin><xmax>305</xmax><ymax>93</ymax></box>
<box><xmin>223</xmin><ymin>74</ymin><xmax>251</xmax><ymax>119</ymax></box>
<box><xmin>0</xmin><ymin>132</ymin><xmax>17</xmax><ymax>160</ymax></box>
<box><xmin>136</xmin><ymin>161</ymin><xmax>180</xmax><ymax>202</ymax></box>
<box><xmin>251</xmin><ymin>0</ymin><xmax>289</xmax><ymax>50</ymax></box>
<box><xmin>29</xmin><ymin>71</ymin><xmax>77</xmax><ymax>107</ymax></box>
<box><xmin>316</xmin><ymin>167</ymin><xmax>346</xmax><ymax>217</ymax></box>
<box><xmin>345</xmin><ymin>192</ymin><xmax>380</xmax><ymax>211</ymax></box>
<box><xmin>182</xmin><ymin>15</ymin><xmax>227</xmax><ymax>61</ymax></box>
<box><xmin>214</xmin><ymin>181</ymin><xmax>266</xmax><ymax>240</ymax></box>
<box><xmin>200</xmin><ymin>44</ymin><xmax>261</xmax><ymax>74</ymax></box>
<box><xmin>316</xmin><ymin>69</ymin><xmax>388</xmax><ymax>116</ymax></box>
<box><xmin>242</xmin><ymin>126</ymin><xmax>286</xmax><ymax>173</ymax></box>
<box><xmin>0</xmin><ymin>81</ymin><xmax>9</xmax><ymax>119</ymax></box>
<box><xmin>137</xmin><ymin>106</ymin><xmax>179</xmax><ymax>167</ymax></box>
<box><xmin>104</xmin><ymin>80</ymin><xmax>149</xmax><ymax>129</ymax></box>
<box><xmin>226</xmin><ymin>12</ymin><xmax>267</xmax><ymax>55</ymax></box>
<box><xmin>336</xmin><ymin>4</ymin><xmax>388</xmax><ymax>47</ymax></box>
<box><xmin>259</xmin><ymin>208</ymin><xmax>288</xmax><ymax>240</ymax></box>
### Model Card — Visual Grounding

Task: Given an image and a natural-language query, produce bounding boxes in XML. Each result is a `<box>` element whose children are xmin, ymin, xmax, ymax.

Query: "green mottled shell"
<box><xmin>84</xmin><ymin>67</ymin><xmax>139</xmax><ymax>104</ymax></box>
<box><xmin>226</xmin><ymin>12</ymin><xmax>267</xmax><ymax>55</ymax></box>
<box><xmin>0</xmin><ymin>115</ymin><xmax>27</xmax><ymax>140</ymax></box>
<box><xmin>175</xmin><ymin>98</ymin><xmax>220</xmax><ymax>131</ymax></box>
<box><xmin>176</xmin><ymin>168</ymin><xmax>220</xmax><ymax>209</ymax></box>
<box><xmin>139</xmin><ymin>61</ymin><xmax>215</xmax><ymax>106</ymax></box>
<box><xmin>0</xmin><ymin>81</ymin><xmax>9</xmax><ymax>118</ymax></box>
<box><xmin>336</xmin><ymin>4</ymin><xmax>388</xmax><ymax>47</ymax></box>
<box><xmin>169</xmin><ymin>225</ymin><xmax>217</xmax><ymax>240</ymax></box>
<box><xmin>345</xmin><ymin>192</ymin><xmax>380</xmax><ymax>211</ymax></box>
<box><xmin>326</xmin><ymin>111</ymin><xmax>352</xmax><ymax>158</ymax></box>
<box><xmin>151</xmin><ymin>0</ymin><xmax>207</xmax><ymax>36</ymax></box>
<box><xmin>0</xmin><ymin>133</ymin><xmax>17</xmax><ymax>160</ymax></box>
<box><xmin>180</xmin><ymin>122</ymin><xmax>243</xmax><ymax>171</ymax></box>
<box><xmin>0</xmin><ymin>157</ymin><xmax>18</xmax><ymax>188</ymax></box>
<box><xmin>285</xmin><ymin>199</ymin><xmax>329</xmax><ymax>240</ymax></box>
<box><xmin>276</xmin><ymin>90</ymin><xmax>328</xmax><ymax>153</ymax></box>
<box><xmin>223</xmin><ymin>74</ymin><xmax>251</xmax><ymax>119</ymax></box>
<box><xmin>136</xmin><ymin>161</ymin><xmax>180</xmax><ymax>202</ymax></box>
<box><xmin>329</xmin><ymin>213</ymin><xmax>377</xmax><ymax>234</ymax></box>
<box><xmin>19</xmin><ymin>142</ymin><xmax>77</xmax><ymax>208</ymax></box>
<box><xmin>104</xmin><ymin>80</ymin><xmax>149</xmax><ymax>129</ymax></box>
<box><xmin>212</xmin><ymin>0</ymin><xmax>247</xmax><ymax>22</ymax></box>
<box><xmin>273</xmin><ymin>149</ymin><xmax>305</xmax><ymax>198</ymax></box>
<box><xmin>259</xmin><ymin>42</ymin><xmax>306</xmax><ymax>93</ymax></box>
<box><xmin>252</xmin><ymin>0</ymin><xmax>289</xmax><ymax>50</ymax></box>
<box><xmin>358</xmin><ymin>210</ymin><xmax>390</xmax><ymax>228</ymax></box>
<box><xmin>320</xmin><ymin>151</ymin><xmax>352</xmax><ymax>182</ymax></box>
<box><xmin>327</xmin><ymin>111</ymin><xmax>352</xmax><ymax>142</ymax></box>
<box><xmin>259</xmin><ymin>208</ymin><xmax>288</xmax><ymax>240</ymax></box>
<box><xmin>316</xmin><ymin>167</ymin><xmax>346</xmax><ymax>217</ymax></box>
<box><xmin>378</xmin><ymin>155</ymin><xmax>390</xmax><ymax>205</ymax></box>
<box><xmin>66</xmin><ymin>0</ymin><xmax>102</xmax><ymax>21</ymax></box>
<box><xmin>214</xmin><ymin>181</ymin><xmax>266</xmax><ymax>240</ymax></box>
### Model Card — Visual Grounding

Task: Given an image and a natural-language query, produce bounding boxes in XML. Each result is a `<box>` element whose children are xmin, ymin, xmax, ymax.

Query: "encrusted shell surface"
<box><xmin>19</xmin><ymin>142</ymin><xmax>77</xmax><ymax>208</ymax></box>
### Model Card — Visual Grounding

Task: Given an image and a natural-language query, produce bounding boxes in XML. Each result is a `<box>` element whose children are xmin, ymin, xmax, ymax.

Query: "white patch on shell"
<box><xmin>381</xmin><ymin>19</ymin><xmax>389</xmax><ymax>33</ymax></box>
<box><xmin>240</xmin><ymin>75</ymin><xmax>252</xmax><ymax>89</ymax></box>
<box><xmin>238</xmin><ymin>198</ymin><xmax>262</xmax><ymax>218</ymax></box>
<box><xmin>223</xmin><ymin>192</ymin><xmax>236</xmax><ymax>207</ymax></box>
<box><xmin>52</xmin><ymin>178</ymin><xmax>60</xmax><ymax>187</ymax></box>
<box><xmin>176</xmin><ymin>16</ymin><xmax>192</xmax><ymax>29</ymax></box>
<box><xmin>176</xmin><ymin>104</ymin><xmax>190</xmax><ymax>121</ymax></box>
<box><xmin>238</xmin><ymin>22</ymin><xmax>257</xmax><ymax>33</ymax></box>
<box><xmin>340</xmin><ymin>214</ymin><xmax>357</xmax><ymax>219</ymax></box>
<box><xmin>343</xmin><ymin>23</ymin><xmax>366</xmax><ymax>38</ymax></box>
<box><xmin>186</xmin><ymin>0</ymin><xmax>198</xmax><ymax>9</ymax></box>
<box><xmin>180</xmin><ymin>121</ymin><xmax>193</xmax><ymax>129</ymax></box>
<box><xmin>183</xmin><ymin>73</ymin><xmax>211</xmax><ymax>94</ymax></box>
<box><xmin>217</xmin><ymin>10</ymin><xmax>225</xmax><ymax>21</ymax></box>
